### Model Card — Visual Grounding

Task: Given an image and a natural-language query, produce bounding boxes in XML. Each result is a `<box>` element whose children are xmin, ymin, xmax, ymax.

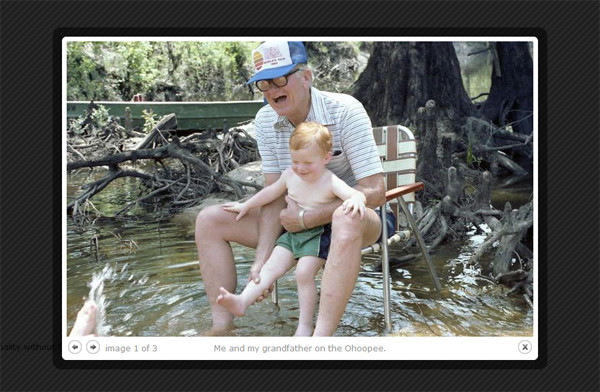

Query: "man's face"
<box><xmin>262</xmin><ymin>69</ymin><xmax>312</xmax><ymax>119</ymax></box>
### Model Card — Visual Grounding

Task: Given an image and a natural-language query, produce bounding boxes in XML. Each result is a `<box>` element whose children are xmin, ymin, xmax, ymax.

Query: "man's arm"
<box><xmin>330</xmin><ymin>175</ymin><xmax>366</xmax><ymax>202</ymax></box>
<box><xmin>281</xmin><ymin>196</ymin><xmax>341</xmax><ymax>232</ymax></box>
<box><xmin>280</xmin><ymin>173</ymin><xmax>385</xmax><ymax>232</ymax></box>
<box><xmin>352</xmin><ymin>173</ymin><xmax>386</xmax><ymax>208</ymax></box>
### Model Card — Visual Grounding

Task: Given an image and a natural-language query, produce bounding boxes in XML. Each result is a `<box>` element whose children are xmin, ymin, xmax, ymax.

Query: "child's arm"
<box><xmin>330</xmin><ymin>174</ymin><xmax>367</xmax><ymax>220</ymax></box>
<box><xmin>223</xmin><ymin>169</ymin><xmax>291</xmax><ymax>221</ymax></box>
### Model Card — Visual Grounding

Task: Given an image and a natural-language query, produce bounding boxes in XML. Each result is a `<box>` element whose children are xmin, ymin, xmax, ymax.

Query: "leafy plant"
<box><xmin>466</xmin><ymin>139</ymin><xmax>481</xmax><ymax>167</ymax></box>
<box><xmin>68</xmin><ymin>116</ymin><xmax>86</xmax><ymax>135</ymax></box>
<box><xmin>141</xmin><ymin>109</ymin><xmax>158</xmax><ymax>133</ymax></box>
<box><xmin>90</xmin><ymin>105</ymin><xmax>110</xmax><ymax>129</ymax></box>
<box><xmin>68</xmin><ymin>104</ymin><xmax>111</xmax><ymax>136</ymax></box>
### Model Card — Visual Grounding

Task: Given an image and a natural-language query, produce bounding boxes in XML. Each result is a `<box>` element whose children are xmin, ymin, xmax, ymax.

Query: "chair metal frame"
<box><xmin>368</xmin><ymin>124</ymin><xmax>442</xmax><ymax>332</ymax></box>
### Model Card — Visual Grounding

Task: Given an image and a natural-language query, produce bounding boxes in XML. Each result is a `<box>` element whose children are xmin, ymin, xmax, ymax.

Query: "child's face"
<box><xmin>290</xmin><ymin>143</ymin><xmax>332</xmax><ymax>182</ymax></box>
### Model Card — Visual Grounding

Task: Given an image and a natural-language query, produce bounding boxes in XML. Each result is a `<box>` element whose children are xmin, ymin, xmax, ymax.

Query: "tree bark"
<box><xmin>352</xmin><ymin>41</ymin><xmax>478</xmax><ymax>128</ymax></box>
<box><xmin>481</xmin><ymin>42</ymin><xmax>534</xmax><ymax>173</ymax></box>
<box><xmin>416</xmin><ymin>100</ymin><xmax>445</xmax><ymax>199</ymax></box>
<box><xmin>482</xmin><ymin>42</ymin><xmax>533</xmax><ymax>134</ymax></box>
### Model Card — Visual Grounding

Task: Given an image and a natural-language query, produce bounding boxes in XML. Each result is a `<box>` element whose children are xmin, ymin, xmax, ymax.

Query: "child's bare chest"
<box><xmin>287</xmin><ymin>174</ymin><xmax>337</xmax><ymax>210</ymax></box>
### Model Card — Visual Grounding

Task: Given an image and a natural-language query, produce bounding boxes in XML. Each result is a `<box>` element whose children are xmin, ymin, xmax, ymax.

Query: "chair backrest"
<box><xmin>372</xmin><ymin>125</ymin><xmax>418</xmax><ymax>225</ymax></box>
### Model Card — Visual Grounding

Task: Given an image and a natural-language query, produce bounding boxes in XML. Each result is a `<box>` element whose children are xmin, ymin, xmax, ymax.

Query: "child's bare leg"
<box><xmin>294</xmin><ymin>256</ymin><xmax>325</xmax><ymax>336</ymax></box>
<box><xmin>69</xmin><ymin>301</ymin><xmax>98</xmax><ymax>337</ymax></box>
<box><xmin>217</xmin><ymin>246</ymin><xmax>295</xmax><ymax>317</ymax></box>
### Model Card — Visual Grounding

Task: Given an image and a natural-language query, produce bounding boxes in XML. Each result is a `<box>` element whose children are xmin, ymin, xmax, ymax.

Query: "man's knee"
<box><xmin>197</xmin><ymin>204</ymin><xmax>218</xmax><ymax>221</ymax></box>
<box><xmin>331</xmin><ymin>207</ymin><xmax>363</xmax><ymax>243</ymax></box>
<box><xmin>331</xmin><ymin>207</ymin><xmax>381</xmax><ymax>248</ymax></box>
<box><xmin>196</xmin><ymin>205</ymin><xmax>225</xmax><ymax>238</ymax></box>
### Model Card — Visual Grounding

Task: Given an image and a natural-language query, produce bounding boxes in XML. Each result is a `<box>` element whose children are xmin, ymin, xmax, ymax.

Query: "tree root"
<box><xmin>399</xmin><ymin>165</ymin><xmax>533</xmax><ymax>299</ymax></box>
<box><xmin>67</xmin><ymin>113</ymin><xmax>262</xmax><ymax>218</ymax></box>
<box><xmin>389</xmin><ymin>99</ymin><xmax>534</xmax><ymax>308</ymax></box>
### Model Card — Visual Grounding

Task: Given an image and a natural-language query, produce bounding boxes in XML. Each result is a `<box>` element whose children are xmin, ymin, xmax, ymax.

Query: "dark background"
<box><xmin>0</xmin><ymin>1</ymin><xmax>598</xmax><ymax>391</ymax></box>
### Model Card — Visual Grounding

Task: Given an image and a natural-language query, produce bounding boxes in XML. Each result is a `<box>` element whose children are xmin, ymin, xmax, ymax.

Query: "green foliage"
<box><xmin>466</xmin><ymin>139</ymin><xmax>475</xmax><ymax>166</ymax></box>
<box><xmin>466</xmin><ymin>139</ymin><xmax>482</xmax><ymax>167</ymax></box>
<box><xmin>68</xmin><ymin>117</ymin><xmax>86</xmax><ymax>135</ymax></box>
<box><xmin>67</xmin><ymin>43</ymin><xmax>116</xmax><ymax>101</ymax></box>
<box><xmin>91</xmin><ymin>105</ymin><xmax>110</xmax><ymax>127</ymax></box>
<box><xmin>66</xmin><ymin>41</ymin><xmax>367</xmax><ymax>101</ymax></box>
<box><xmin>141</xmin><ymin>109</ymin><xmax>158</xmax><ymax>133</ymax></box>
<box><xmin>67</xmin><ymin>41</ymin><xmax>259</xmax><ymax>102</ymax></box>
<box><xmin>68</xmin><ymin>104</ymin><xmax>111</xmax><ymax>136</ymax></box>
<box><xmin>305</xmin><ymin>42</ymin><xmax>365</xmax><ymax>93</ymax></box>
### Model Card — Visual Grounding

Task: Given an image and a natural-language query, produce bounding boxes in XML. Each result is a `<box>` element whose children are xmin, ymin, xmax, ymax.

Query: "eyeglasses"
<box><xmin>255</xmin><ymin>69</ymin><xmax>301</xmax><ymax>92</ymax></box>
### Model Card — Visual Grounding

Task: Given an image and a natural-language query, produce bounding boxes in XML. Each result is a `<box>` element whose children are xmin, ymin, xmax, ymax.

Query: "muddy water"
<box><xmin>66</xmin><ymin>169</ymin><xmax>533</xmax><ymax>337</ymax></box>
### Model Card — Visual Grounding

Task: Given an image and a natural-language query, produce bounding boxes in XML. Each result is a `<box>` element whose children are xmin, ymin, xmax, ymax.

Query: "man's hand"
<box><xmin>248</xmin><ymin>261</ymin><xmax>264</xmax><ymax>284</ymax></box>
<box><xmin>280</xmin><ymin>196</ymin><xmax>303</xmax><ymax>233</ymax></box>
<box><xmin>246</xmin><ymin>261</ymin><xmax>273</xmax><ymax>303</ymax></box>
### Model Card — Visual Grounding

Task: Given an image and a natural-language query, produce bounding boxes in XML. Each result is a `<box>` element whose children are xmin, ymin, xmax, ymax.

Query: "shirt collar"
<box><xmin>273</xmin><ymin>87</ymin><xmax>336</xmax><ymax>130</ymax></box>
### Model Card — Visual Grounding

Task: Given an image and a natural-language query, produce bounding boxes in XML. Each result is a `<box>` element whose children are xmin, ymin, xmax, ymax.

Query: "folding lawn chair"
<box><xmin>364</xmin><ymin>124</ymin><xmax>442</xmax><ymax>332</ymax></box>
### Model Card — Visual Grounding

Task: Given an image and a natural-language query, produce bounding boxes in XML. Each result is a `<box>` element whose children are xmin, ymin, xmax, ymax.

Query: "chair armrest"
<box><xmin>385</xmin><ymin>182</ymin><xmax>424</xmax><ymax>202</ymax></box>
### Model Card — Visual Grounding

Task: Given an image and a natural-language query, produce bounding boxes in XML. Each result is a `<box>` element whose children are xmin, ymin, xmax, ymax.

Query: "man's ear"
<box><xmin>302</xmin><ymin>68</ymin><xmax>313</xmax><ymax>84</ymax></box>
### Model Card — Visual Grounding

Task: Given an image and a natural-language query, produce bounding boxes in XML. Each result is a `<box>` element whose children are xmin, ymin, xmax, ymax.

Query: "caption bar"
<box><xmin>63</xmin><ymin>337</ymin><xmax>537</xmax><ymax>361</ymax></box>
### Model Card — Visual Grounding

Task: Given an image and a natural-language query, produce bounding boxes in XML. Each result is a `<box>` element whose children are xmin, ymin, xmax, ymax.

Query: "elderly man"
<box><xmin>195</xmin><ymin>41</ymin><xmax>392</xmax><ymax>336</ymax></box>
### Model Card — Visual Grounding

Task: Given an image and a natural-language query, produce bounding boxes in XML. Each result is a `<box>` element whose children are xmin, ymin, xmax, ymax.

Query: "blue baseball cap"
<box><xmin>247</xmin><ymin>41</ymin><xmax>307</xmax><ymax>84</ymax></box>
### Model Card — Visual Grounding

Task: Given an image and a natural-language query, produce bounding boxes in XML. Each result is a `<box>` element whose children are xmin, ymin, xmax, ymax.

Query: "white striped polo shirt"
<box><xmin>254</xmin><ymin>87</ymin><xmax>383</xmax><ymax>187</ymax></box>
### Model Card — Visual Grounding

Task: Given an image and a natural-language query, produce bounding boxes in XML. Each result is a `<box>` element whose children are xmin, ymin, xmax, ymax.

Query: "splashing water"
<box><xmin>85</xmin><ymin>264</ymin><xmax>115</xmax><ymax>336</ymax></box>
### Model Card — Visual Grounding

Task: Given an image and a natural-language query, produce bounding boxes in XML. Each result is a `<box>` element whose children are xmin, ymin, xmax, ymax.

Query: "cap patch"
<box><xmin>253</xmin><ymin>51</ymin><xmax>264</xmax><ymax>70</ymax></box>
<box><xmin>252</xmin><ymin>41</ymin><xmax>292</xmax><ymax>72</ymax></box>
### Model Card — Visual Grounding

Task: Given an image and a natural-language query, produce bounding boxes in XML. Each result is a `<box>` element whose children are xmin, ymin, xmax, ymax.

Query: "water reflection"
<box><xmin>66</xmin><ymin>170</ymin><xmax>533</xmax><ymax>337</ymax></box>
<box><xmin>66</xmin><ymin>211</ymin><xmax>533</xmax><ymax>337</ymax></box>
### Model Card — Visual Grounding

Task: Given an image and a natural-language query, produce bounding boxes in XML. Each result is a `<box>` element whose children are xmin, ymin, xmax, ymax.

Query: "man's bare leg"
<box><xmin>313</xmin><ymin>207</ymin><xmax>381</xmax><ymax>336</ymax></box>
<box><xmin>216</xmin><ymin>247</ymin><xmax>295</xmax><ymax>317</ymax></box>
<box><xmin>195</xmin><ymin>204</ymin><xmax>260</xmax><ymax>333</ymax></box>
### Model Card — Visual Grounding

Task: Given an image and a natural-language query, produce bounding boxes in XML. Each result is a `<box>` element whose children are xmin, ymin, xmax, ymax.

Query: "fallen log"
<box><xmin>67</xmin><ymin>145</ymin><xmax>171</xmax><ymax>171</ymax></box>
<box><xmin>133</xmin><ymin>113</ymin><xmax>178</xmax><ymax>150</ymax></box>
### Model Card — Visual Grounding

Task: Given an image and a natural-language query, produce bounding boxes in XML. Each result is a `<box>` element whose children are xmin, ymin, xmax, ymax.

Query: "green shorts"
<box><xmin>274</xmin><ymin>210</ymin><xmax>396</xmax><ymax>260</ymax></box>
<box><xmin>275</xmin><ymin>225</ymin><xmax>331</xmax><ymax>260</ymax></box>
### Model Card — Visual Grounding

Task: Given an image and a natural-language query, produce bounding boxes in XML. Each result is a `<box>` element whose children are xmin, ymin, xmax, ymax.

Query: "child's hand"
<box><xmin>342</xmin><ymin>197</ymin><xmax>366</xmax><ymax>220</ymax></box>
<box><xmin>222</xmin><ymin>202</ymin><xmax>249</xmax><ymax>221</ymax></box>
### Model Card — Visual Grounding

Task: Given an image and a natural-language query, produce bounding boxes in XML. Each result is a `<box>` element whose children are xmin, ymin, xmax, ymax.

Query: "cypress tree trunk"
<box><xmin>481</xmin><ymin>42</ymin><xmax>534</xmax><ymax>173</ymax></box>
<box><xmin>482</xmin><ymin>42</ymin><xmax>533</xmax><ymax>135</ymax></box>
<box><xmin>352</xmin><ymin>42</ymin><xmax>477</xmax><ymax>128</ymax></box>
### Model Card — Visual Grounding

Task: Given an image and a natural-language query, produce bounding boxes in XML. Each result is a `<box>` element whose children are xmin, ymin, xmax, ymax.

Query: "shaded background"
<box><xmin>0</xmin><ymin>1</ymin><xmax>598</xmax><ymax>391</ymax></box>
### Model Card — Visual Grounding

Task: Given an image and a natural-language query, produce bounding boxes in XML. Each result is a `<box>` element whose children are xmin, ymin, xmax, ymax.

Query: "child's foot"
<box><xmin>293</xmin><ymin>324</ymin><xmax>314</xmax><ymax>337</ymax></box>
<box><xmin>215</xmin><ymin>287</ymin><xmax>246</xmax><ymax>317</ymax></box>
<box><xmin>69</xmin><ymin>301</ymin><xmax>98</xmax><ymax>337</ymax></box>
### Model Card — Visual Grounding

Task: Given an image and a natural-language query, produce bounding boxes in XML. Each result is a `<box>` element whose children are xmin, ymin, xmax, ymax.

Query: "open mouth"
<box><xmin>273</xmin><ymin>95</ymin><xmax>287</xmax><ymax>104</ymax></box>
